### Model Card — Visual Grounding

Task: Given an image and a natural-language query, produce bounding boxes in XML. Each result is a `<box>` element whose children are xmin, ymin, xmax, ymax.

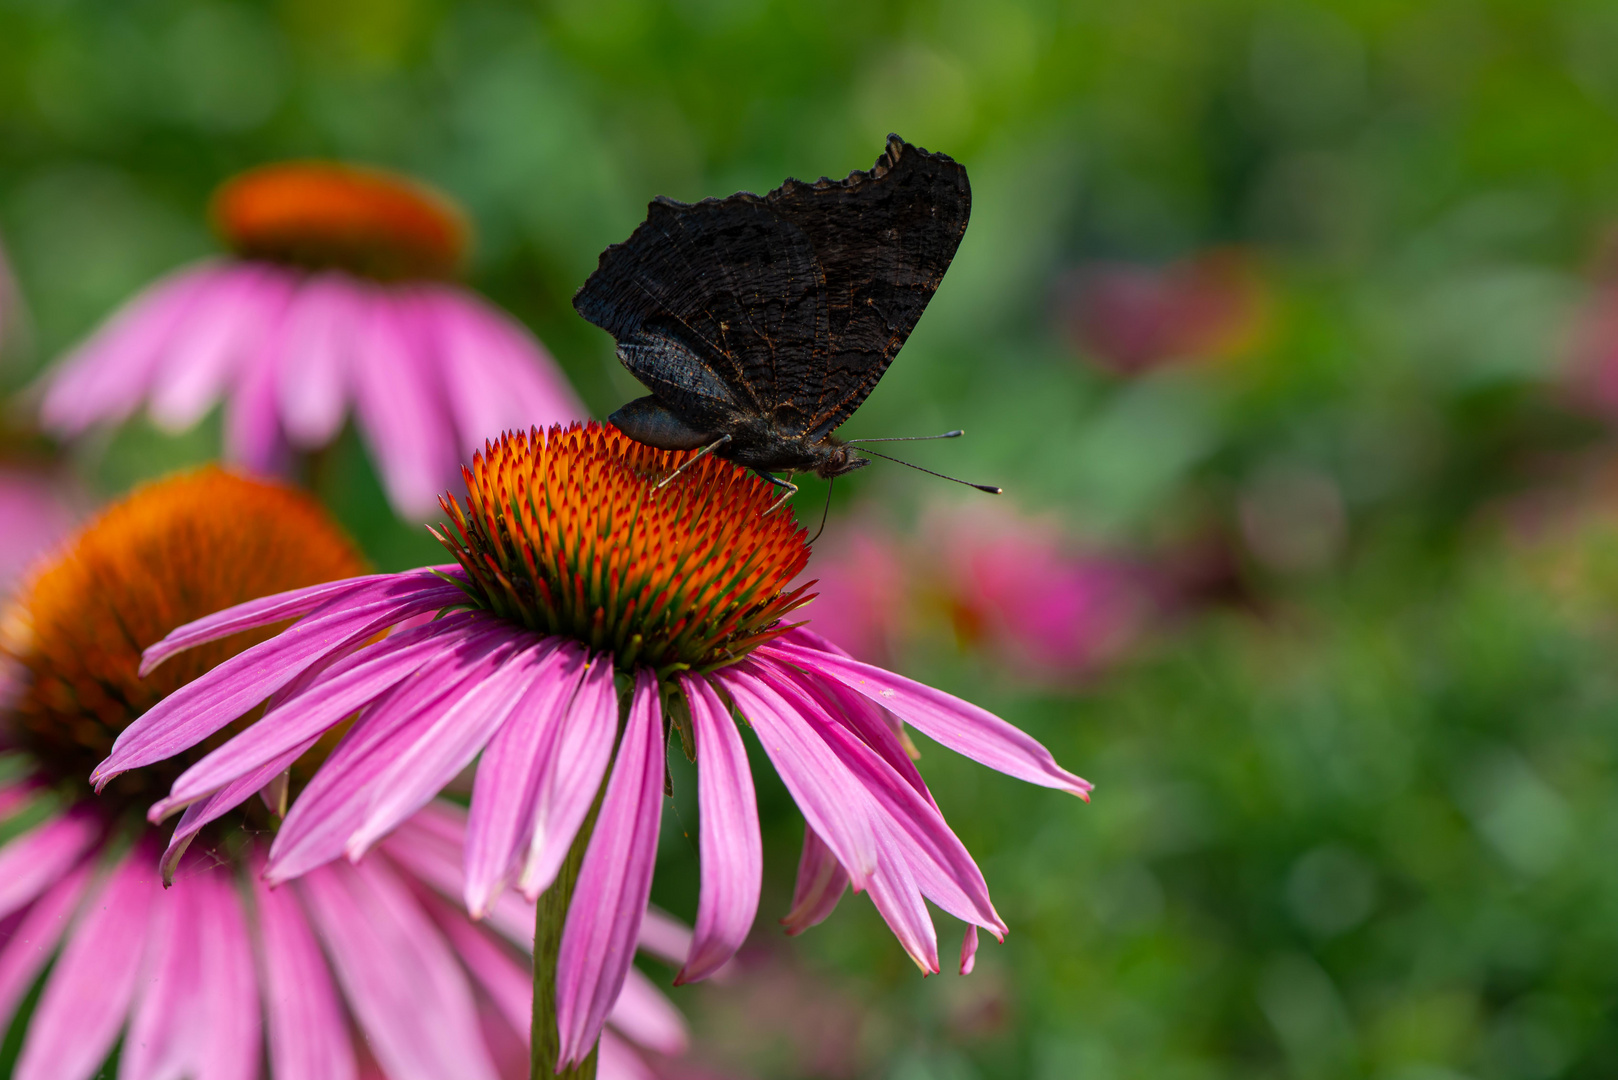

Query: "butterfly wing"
<box><xmin>763</xmin><ymin>135</ymin><xmax>971</xmax><ymax>440</ymax></box>
<box><xmin>573</xmin><ymin>195</ymin><xmax>828</xmax><ymax>436</ymax></box>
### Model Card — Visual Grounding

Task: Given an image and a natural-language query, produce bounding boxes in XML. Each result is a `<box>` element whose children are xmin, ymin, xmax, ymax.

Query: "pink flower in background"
<box><xmin>93</xmin><ymin>424</ymin><xmax>1092</xmax><ymax>1070</ymax></box>
<box><xmin>1056</xmin><ymin>247</ymin><xmax>1271</xmax><ymax>376</ymax></box>
<box><xmin>0</xmin><ymin>468</ymin><xmax>689</xmax><ymax>1080</ymax></box>
<box><xmin>793</xmin><ymin>519</ymin><xmax>909</xmax><ymax>666</ymax></box>
<box><xmin>932</xmin><ymin>503</ymin><xmax>1151</xmax><ymax>683</ymax></box>
<box><xmin>0</xmin><ymin>470</ymin><xmax>75</xmax><ymax>594</ymax></box>
<box><xmin>36</xmin><ymin>162</ymin><xmax>585</xmax><ymax>518</ymax></box>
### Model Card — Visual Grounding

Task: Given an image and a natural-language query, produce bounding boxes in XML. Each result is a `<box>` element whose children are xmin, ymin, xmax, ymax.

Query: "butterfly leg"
<box><xmin>655</xmin><ymin>434</ymin><xmax>733</xmax><ymax>489</ymax></box>
<box><xmin>758</xmin><ymin>470</ymin><xmax>799</xmax><ymax>514</ymax></box>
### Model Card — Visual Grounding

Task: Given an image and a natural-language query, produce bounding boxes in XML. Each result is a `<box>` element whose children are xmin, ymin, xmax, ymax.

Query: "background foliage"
<box><xmin>7</xmin><ymin>0</ymin><xmax>1618</xmax><ymax>1077</ymax></box>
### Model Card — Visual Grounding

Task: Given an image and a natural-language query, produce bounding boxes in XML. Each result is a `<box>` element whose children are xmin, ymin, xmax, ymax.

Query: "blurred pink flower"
<box><xmin>1057</xmin><ymin>248</ymin><xmax>1270</xmax><ymax>375</ymax></box>
<box><xmin>0</xmin><ymin>470</ymin><xmax>76</xmax><ymax>594</ymax></box>
<box><xmin>36</xmin><ymin>162</ymin><xmax>585</xmax><ymax>518</ymax></box>
<box><xmin>92</xmin><ymin>424</ymin><xmax>1092</xmax><ymax>1070</ymax></box>
<box><xmin>931</xmin><ymin>503</ymin><xmax>1152</xmax><ymax>683</ymax></box>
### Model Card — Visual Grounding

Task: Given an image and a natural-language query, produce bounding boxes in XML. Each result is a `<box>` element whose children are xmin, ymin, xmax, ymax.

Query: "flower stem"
<box><xmin>531</xmin><ymin>802</ymin><xmax>600</xmax><ymax>1080</ymax></box>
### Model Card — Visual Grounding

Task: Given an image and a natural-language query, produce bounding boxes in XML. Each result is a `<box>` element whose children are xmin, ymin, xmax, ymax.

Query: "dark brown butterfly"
<box><xmin>574</xmin><ymin>134</ymin><xmax>996</xmax><ymax>504</ymax></box>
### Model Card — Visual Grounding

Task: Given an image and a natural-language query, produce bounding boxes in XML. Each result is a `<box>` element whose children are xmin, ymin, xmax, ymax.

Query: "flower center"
<box><xmin>437</xmin><ymin>423</ymin><xmax>813</xmax><ymax>676</ymax></box>
<box><xmin>211</xmin><ymin>162</ymin><xmax>469</xmax><ymax>281</ymax></box>
<box><xmin>1</xmin><ymin>469</ymin><xmax>366</xmax><ymax>823</ymax></box>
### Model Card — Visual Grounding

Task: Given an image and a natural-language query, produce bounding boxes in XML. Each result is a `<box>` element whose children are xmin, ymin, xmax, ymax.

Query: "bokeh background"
<box><xmin>7</xmin><ymin>0</ymin><xmax>1618</xmax><ymax>1077</ymax></box>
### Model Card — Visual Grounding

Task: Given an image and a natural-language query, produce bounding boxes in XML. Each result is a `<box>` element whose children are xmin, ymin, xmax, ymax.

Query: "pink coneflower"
<box><xmin>36</xmin><ymin>162</ymin><xmax>584</xmax><ymax>518</ymax></box>
<box><xmin>94</xmin><ymin>421</ymin><xmax>1092</xmax><ymax>1073</ymax></box>
<box><xmin>789</xmin><ymin>519</ymin><xmax>910</xmax><ymax>667</ymax></box>
<box><xmin>1056</xmin><ymin>248</ymin><xmax>1270</xmax><ymax>376</ymax></box>
<box><xmin>0</xmin><ymin>468</ymin><xmax>686</xmax><ymax>1080</ymax></box>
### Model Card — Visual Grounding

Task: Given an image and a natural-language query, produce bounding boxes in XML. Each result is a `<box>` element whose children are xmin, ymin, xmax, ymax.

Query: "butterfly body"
<box><xmin>574</xmin><ymin>134</ymin><xmax>970</xmax><ymax>482</ymax></box>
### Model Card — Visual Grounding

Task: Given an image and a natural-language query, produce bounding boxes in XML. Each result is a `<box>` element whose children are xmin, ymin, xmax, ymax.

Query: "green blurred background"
<box><xmin>9</xmin><ymin>0</ymin><xmax>1618</xmax><ymax>1077</ymax></box>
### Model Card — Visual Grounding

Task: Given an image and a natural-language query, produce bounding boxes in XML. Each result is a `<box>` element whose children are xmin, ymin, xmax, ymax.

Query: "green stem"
<box><xmin>531</xmin><ymin>801</ymin><xmax>601</xmax><ymax>1080</ymax></box>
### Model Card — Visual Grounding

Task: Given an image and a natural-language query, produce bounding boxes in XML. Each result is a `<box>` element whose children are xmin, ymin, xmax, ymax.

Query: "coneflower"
<box><xmin>37</xmin><ymin>162</ymin><xmax>584</xmax><ymax>518</ymax></box>
<box><xmin>96</xmin><ymin>422</ymin><xmax>1092</xmax><ymax>1077</ymax></box>
<box><xmin>0</xmin><ymin>468</ymin><xmax>685</xmax><ymax>1080</ymax></box>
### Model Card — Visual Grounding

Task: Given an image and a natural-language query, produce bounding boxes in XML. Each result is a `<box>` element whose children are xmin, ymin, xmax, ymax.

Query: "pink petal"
<box><xmin>299</xmin><ymin>859</ymin><xmax>499</xmax><ymax>1080</ymax></box>
<box><xmin>781</xmin><ymin>826</ymin><xmax>847</xmax><ymax>935</ymax></box>
<box><xmin>715</xmin><ymin>663</ymin><xmax>877</xmax><ymax>886</ymax></box>
<box><xmin>419</xmin><ymin>887</ymin><xmax>532</xmax><ymax>1036</ymax></box>
<box><xmin>609</xmin><ymin>966</ymin><xmax>689</xmax><ymax>1056</ymax></box>
<box><xmin>191</xmin><ymin>874</ymin><xmax>262</xmax><ymax>1080</ymax></box>
<box><xmin>266</xmin><ymin>624</ymin><xmax>517</xmax><ymax>882</ymax></box>
<box><xmin>252</xmin><ymin>866</ymin><xmax>357</xmax><ymax>1080</ymax></box>
<box><xmin>222</xmin><ymin>307</ymin><xmax>293</xmax><ymax>474</ymax></box>
<box><xmin>156</xmin><ymin>736</ymin><xmax>316</xmax><ymax>883</ymax></box>
<box><xmin>14</xmin><ymin>849</ymin><xmax>155</xmax><ymax>1080</ymax></box>
<box><xmin>277</xmin><ymin>272</ymin><xmax>363</xmax><ymax>447</ymax></box>
<box><xmin>351</xmin><ymin>288</ymin><xmax>459</xmax><ymax>519</ymax></box>
<box><xmin>148</xmin><ymin>264</ymin><xmax>295</xmax><ymax>431</ymax></box>
<box><xmin>463</xmin><ymin>641</ymin><xmax>589</xmax><ymax>916</ymax></box>
<box><xmin>0</xmin><ymin>810</ymin><xmax>100</xmax><ymax>922</ymax></box>
<box><xmin>517</xmin><ymin>655</ymin><xmax>618</xmax><ymax>900</ymax></box>
<box><xmin>346</xmin><ymin>636</ymin><xmax>553</xmax><ymax>861</ymax></box>
<box><xmin>675</xmin><ymin>674</ymin><xmax>760</xmax><ymax>985</ymax></box>
<box><xmin>555</xmin><ymin>670</ymin><xmax>666</xmax><ymax>1066</ymax></box>
<box><xmin>96</xmin><ymin>573</ymin><xmax>465</xmax><ymax>786</ymax></box>
<box><xmin>863</xmin><ymin>828</ymin><xmax>939</xmax><ymax>975</ymax></box>
<box><xmin>761</xmin><ymin>640</ymin><xmax>1093</xmax><ymax>798</ymax></box>
<box><xmin>137</xmin><ymin>569</ymin><xmax>440</xmax><ymax>675</ymax></box>
<box><xmin>153</xmin><ymin>610</ymin><xmax>490</xmax><ymax>819</ymax></box>
<box><xmin>0</xmin><ymin>860</ymin><xmax>95</xmax><ymax>1027</ymax></box>
<box><xmin>960</xmin><ymin>925</ymin><xmax>979</xmax><ymax>975</ymax></box>
<box><xmin>38</xmin><ymin>262</ymin><xmax>222</xmax><ymax>434</ymax></box>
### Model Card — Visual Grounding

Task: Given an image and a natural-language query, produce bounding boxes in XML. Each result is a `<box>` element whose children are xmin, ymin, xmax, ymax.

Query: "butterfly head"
<box><xmin>811</xmin><ymin>442</ymin><xmax>871</xmax><ymax>480</ymax></box>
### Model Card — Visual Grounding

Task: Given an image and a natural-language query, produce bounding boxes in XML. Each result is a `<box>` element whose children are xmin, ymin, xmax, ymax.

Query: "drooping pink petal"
<box><xmin>464</xmin><ymin>641</ymin><xmax>589</xmax><ymax>916</ymax></box>
<box><xmin>300</xmin><ymin>859</ymin><xmax>499</xmax><ymax>1080</ymax></box>
<box><xmin>38</xmin><ymin>262</ymin><xmax>222</xmax><ymax>434</ymax></box>
<box><xmin>794</xmin><ymin>660</ymin><xmax>934</xmax><ymax>807</ymax></box>
<box><xmin>781</xmin><ymin>826</ymin><xmax>847</xmax><ymax>936</ymax></box>
<box><xmin>0</xmin><ymin>860</ymin><xmax>94</xmax><ymax>1027</ymax></box>
<box><xmin>252</xmin><ymin>864</ymin><xmax>357</xmax><ymax>1080</ymax></box>
<box><xmin>960</xmin><ymin>925</ymin><xmax>979</xmax><ymax>975</ymax></box>
<box><xmin>609</xmin><ymin>966</ymin><xmax>689</xmax><ymax>1056</ymax></box>
<box><xmin>277</xmin><ymin>272</ymin><xmax>363</xmax><ymax>447</ymax></box>
<box><xmin>120</xmin><ymin>861</ymin><xmax>197</xmax><ymax>1080</ymax></box>
<box><xmin>517</xmin><ymin>655</ymin><xmax>618</xmax><ymax>900</ymax></box>
<box><xmin>418</xmin><ymin>886</ymin><xmax>532</xmax><ymax>1036</ymax></box>
<box><xmin>148</xmin><ymin>264</ymin><xmax>294</xmax><ymax>431</ymax></box>
<box><xmin>555</xmin><ymin>670</ymin><xmax>666</xmax><ymax>1066</ymax></box>
<box><xmin>762</xmin><ymin>640</ymin><xmax>1092</xmax><ymax>798</ymax></box>
<box><xmin>755</xmin><ymin>659</ymin><xmax>1005</xmax><ymax>936</ymax></box>
<box><xmin>0</xmin><ymin>810</ymin><xmax>100</xmax><ymax>922</ymax></box>
<box><xmin>716</xmin><ymin>663</ymin><xmax>877</xmax><ymax>887</ymax></box>
<box><xmin>96</xmin><ymin>573</ymin><xmax>465</xmax><ymax>786</ymax></box>
<box><xmin>351</xmin><ymin>288</ymin><xmax>458</xmax><ymax>518</ymax></box>
<box><xmin>222</xmin><ymin>290</ymin><xmax>294</xmax><ymax>473</ymax></box>
<box><xmin>346</xmin><ymin>636</ymin><xmax>552</xmax><ymax>861</ymax></box>
<box><xmin>155</xmin><ymin>610</ymin><xmax>490</xmax><ymax>818</ymax></box>
<box><xmin>676</xmin><ymin>674</ymin><xmax>760</xmax><ymax>985</ymax></box>
<box><xmin>14</xmin><ymin>849</ymin><xmax>155</xmax><ymax>1080</ymax></box>
<box><xmin>266</xmin><ymin>624</ymin><xmax>517</xmax><ymax>881</ymax></box>
<box><xmin>862</xmin><ymin>828</ymin><xmax>939</xmax><ymax>975</ymax></box>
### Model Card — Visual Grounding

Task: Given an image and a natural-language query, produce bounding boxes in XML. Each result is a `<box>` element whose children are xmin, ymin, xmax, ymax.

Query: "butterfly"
<box><xmin>574</xmin><ymin>134</ymin><xmax>989</xmax><ymax>505</ymax></box>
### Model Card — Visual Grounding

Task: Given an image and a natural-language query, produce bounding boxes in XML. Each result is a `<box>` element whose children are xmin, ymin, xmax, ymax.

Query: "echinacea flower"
<box><xmin>94</xmin><ymin>421</ymin><xmax>1093</xmax><ymax>1071</ymax></box>
<box><xmin>0</xmin><ymin>468</ymin><xmax>687</xmax><ymax>1080</ymax></box>
<box><xmin>37</xmin><ymin>162</ymin><xmax>584</xmax><ymax>518</ymax></box>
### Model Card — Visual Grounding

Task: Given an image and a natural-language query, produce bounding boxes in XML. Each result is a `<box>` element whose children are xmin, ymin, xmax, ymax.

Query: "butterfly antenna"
<box><xmin>807</xmin><ymin>477</ymin><xmax>835</xmax><ymax>545</ymax></box>
<box><xmin>856</xmin><ymin>448</ymin><xmax>1002</xmax><ymax>494</ymax></box>
<box><xmin>845</xmin><ymin>430</ymin><xmax>965</xmax><ymax>443</ymax></box>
